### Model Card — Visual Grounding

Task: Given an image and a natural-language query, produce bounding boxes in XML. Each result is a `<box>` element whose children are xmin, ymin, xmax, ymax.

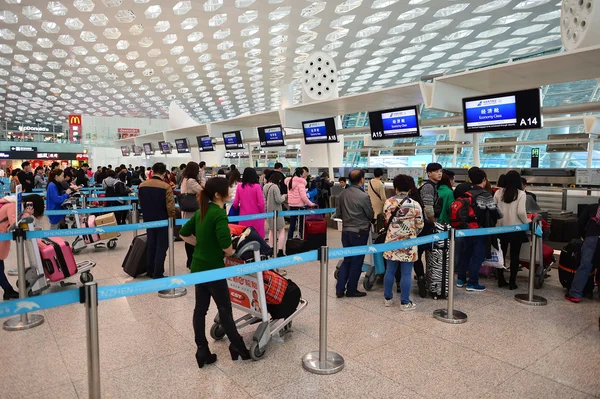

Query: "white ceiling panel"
<box><xmin>0</xmin><ymin>0</ymin><xmax>563</xmax><ymax>125</ymax></box>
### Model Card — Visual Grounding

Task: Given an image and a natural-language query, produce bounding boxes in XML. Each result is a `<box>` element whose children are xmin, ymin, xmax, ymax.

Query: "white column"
<box><xmin>472</xmin><ymin>133</ymin><xmax>481</xmax><ymax>167</ymax></box>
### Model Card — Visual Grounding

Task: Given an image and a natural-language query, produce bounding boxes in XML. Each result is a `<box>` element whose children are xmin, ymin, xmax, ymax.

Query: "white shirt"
<box><xmin>494</xmin><ymin>189</ymin><xmax>529</xmax><ymax>227</ymax></box>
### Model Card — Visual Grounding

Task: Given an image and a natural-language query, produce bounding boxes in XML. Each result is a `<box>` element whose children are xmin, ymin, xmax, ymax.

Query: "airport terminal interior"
<box><xmin>0</xmin><ymin>0</ymin><xmax>600</xmax><ymax>398</ymax></box>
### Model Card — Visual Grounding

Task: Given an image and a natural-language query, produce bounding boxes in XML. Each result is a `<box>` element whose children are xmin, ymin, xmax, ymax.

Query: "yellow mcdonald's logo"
<box><xmin>69</xmin><ymin>115</ymin><xmax>81</xmax><ymax>124</ymax></box>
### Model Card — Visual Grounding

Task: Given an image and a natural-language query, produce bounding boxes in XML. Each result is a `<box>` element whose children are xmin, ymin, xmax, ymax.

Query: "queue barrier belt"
<box><xmin>0</xmin><ymin>221</ymin><xmax>536</xmax><ymax>319</ymax></box>
<box><xmin>279</xmin><ymin>208</ymin><xmax>335</xmax><ymax>217</ymax></box>
<box><xmin>89</xmin><ymin>196</ymin><xmax>138</xmax><ymax>202</ymax></box>
<box><xmin>45</xmin><ymin>205</ymin><xmax>133</xmax><ymax>216</ymax></box>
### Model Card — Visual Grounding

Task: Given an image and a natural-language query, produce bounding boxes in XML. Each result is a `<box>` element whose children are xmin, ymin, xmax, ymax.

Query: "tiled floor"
<box><xmin>0</xmin><ymin>229</ymin><xmax>599</xmax><ymax>399</ymax></box>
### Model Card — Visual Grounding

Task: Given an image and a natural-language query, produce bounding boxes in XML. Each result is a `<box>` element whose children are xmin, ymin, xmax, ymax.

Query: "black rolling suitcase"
<box><xmin>558</xmin><ymin>239</ymin><xmax>597</xmax><ymax>297</ymax></box>
<box><xmin>122</xmin><ymin>234</ymin><xmax>147</xmax><ymax>277</ymax></box>
<box><xmin>425</xmin><ymin>223</ymin><xmax>450</xmax><ymax>300</ymax></box>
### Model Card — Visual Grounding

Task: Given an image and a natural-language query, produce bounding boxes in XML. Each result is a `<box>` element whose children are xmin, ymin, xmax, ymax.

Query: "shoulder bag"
<box><xmin>177</xmin><ymin>178</ymin><xmax>199</xmax><ymax>212</ymax></box>
<box><xmin>374</xmin><ymin>196</ymin><xmax>408</xmax><ymax>244</ymax></box>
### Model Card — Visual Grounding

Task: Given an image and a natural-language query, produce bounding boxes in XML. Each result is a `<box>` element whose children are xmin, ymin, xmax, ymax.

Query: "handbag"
<box><xmin>177</xmin><ymin>179</ymin><xmax>199</xmax><ymax>212</ymax></box>
<box><xmin>374</xmin><ymin>196</ymin><xmax>408</xmax><ymax>244</ymax></box>
<box><xmin>483</xmin><ymin>239</ymin><xmax>505</xmax><ymax>268</ymax></box>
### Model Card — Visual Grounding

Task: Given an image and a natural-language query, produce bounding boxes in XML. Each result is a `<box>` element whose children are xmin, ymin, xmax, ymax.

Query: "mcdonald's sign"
<box><xmin>68</xmin><ymin>114</ymin><xmax>82</xmax><ymax>143</ymax></box>
<box><xmin>68</xmin><ymin>114</ymin><xmax>82</xmax><ymax>126</ymax></box>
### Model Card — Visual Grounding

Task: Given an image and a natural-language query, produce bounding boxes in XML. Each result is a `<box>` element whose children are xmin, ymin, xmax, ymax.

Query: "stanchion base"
<box><xmin>3</xmin><ymin>314</ymin><xmax>44</xmax><ymax>331</ymax></box>
<box><xmin>302</xmin><ymin>351</ymin><xmax>345</xmax><ymax>375</ymax></box>
<box><xmin>433</xmin><ymin>309</ymin><xmax>468</xmax><ymax>324</ymax></box>
<box><xmin>158</xmin><ymin>288</ymin><xmax>187</xmax><ymax>299</ymax></box>
<box><xmin>514</xmin><ymin>294</ymin><xmax>547</xmax><ymax>306</ymax></box>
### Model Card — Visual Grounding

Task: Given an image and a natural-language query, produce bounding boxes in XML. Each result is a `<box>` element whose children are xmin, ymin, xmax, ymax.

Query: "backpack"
<box><xmin>106</xmin><ymin>181</ymin><xmax>126</xmax><ymax>197</ymax></box>
<box><xmin>419</xmin><ymin>181</ymin><xmax>443</xmax><ymax>219</ymax></box>
<box><xmin>262</xmin><ymin>270</ymin><xmax>288</xmax><ymax>305</ymax></box>
<box><xmin>450</xmin><ymin>191</ymin><xmax>480</xmax><ymax>229</ymax></box>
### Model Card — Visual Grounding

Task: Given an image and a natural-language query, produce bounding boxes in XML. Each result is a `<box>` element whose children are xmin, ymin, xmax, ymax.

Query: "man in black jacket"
<box><xmin>75</xmin><ymin>163</ymin><xmax>90</xmax><ymax>187</ymax></box>
<box><xmin>17</xmin><ymin>161</ymin><xmax>34</xmax><ymax>192</ymax></box>
<box><xmin>565</xmin><ymin>201</ymin><xmax>600</xmax><ymax>303</ymax></box>
<box><xmin>271</xmin><ymin>162</ymin><xmax>287</xmax><ymax>195</ymax></box>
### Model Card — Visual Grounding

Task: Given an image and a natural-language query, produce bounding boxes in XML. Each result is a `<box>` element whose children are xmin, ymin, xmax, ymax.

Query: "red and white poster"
<box><xmin>224</xmin><ymin>257</ymin><xmax>262</xmax><ymax>313</ymax></box>
<box><xmin>118</xmin><ymin>128</ymin><xmax>140</xmax><ymax>139</ymax></box>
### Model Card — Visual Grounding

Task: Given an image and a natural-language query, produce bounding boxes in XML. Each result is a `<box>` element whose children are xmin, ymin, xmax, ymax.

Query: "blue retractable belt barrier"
<box><xmin>45</xmin><ymin>205</ymin><xmax>133</xmax><ymax>216</ymax></box>
<box><xmin>32</xmin><ymin>188</ymin><xmax>45</xmax><ymax>193</ymax></box>
<box><xmin>23</xmin><ymin>192</ymin><xmax>45</xmax><ymax>197</ymax></box>
<box><xmin>0</xmin><ymin>249</ymin><xmax>318</xmax><ymax>317</ymax></box>
<box><xmin>329</xmin><ymin>232</ymin><xmax>449</xmax><ymax>260</ymax></box>
<box><xmin>91</xmin><ymin>196</ymin><xmax>138</xmax><ymax>202</ymax></box>
<box><xmin>454</xmin><ymin>223</ymin><xmax>530</xmax><ymax>238</ymax></box>
<box><xmin>26</xmin><ymin>220</ymin><xmax>168</xmax><ymax>239</ymax></box>
<box><xmin>176</xmin><ymin>218</ymin><xmax>189</xmax><ymax>226</ymax></box>
<box><xmin>535</xmin><ymin>225</ymin><xmax>543</xmax><ymax>237</ymax></box>
<box><xmin>227</xmin><ymin>212</ymin><xmax>274</xmax><ymax>222</ymax></box>
<box><xmin>0</xmin><ymin>232</ymin><xmax>12</xmax><ymax>242</ymax></box>
<box><xmin>279</xmin><ymin>208</ymin><xmax>335</xmax><ymax>217</ymax></box>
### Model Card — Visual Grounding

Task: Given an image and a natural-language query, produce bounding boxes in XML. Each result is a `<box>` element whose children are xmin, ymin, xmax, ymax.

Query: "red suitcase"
<box><xmin>305</xmin><ymin>220</ymin><xmax>327</xmax><ymax>250</ymax></box>
<box><xmin>38</xmin><ymin>237</ymin><xmax>78</xmax><ymax>282</ymax></box>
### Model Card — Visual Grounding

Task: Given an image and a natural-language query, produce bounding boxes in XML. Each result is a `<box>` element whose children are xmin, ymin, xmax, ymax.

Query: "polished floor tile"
<box><xmin>481</xmin><ymin>370</ymin><xmax>592</xmax><ymax>399</ymax></box>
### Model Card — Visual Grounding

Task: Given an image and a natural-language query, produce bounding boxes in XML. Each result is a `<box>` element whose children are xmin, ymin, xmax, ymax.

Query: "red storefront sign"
<box><xmin>68</xmin><ymin>114</ymin><xmax>82</xmax><ymax>143</ymax></box>
<box><xmin>118</xmin><ymin>128</ymin><xmax>140</xmax><ymax>134</ymax></box>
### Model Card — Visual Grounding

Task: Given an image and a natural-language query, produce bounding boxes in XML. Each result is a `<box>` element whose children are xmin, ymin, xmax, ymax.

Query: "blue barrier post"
<box><xmin>83</xmin><ymin>281</ymin><xmax>101</xmax><ymax>399</ymax></box>
<box><xmin>433</xmin><ymin>228</ymin><xmax>468</xmax><ymax>324</ymax></box>
<box><xmin>158</xmin><ymin>218</ymin><xmax>187</xmax><ymax>299</ymax></box>
<box><xmin>515</xmin><ymin>218</ymin><xmax>547</xmax><ymax>306</ymax></box>
<box><xmin>302</xmin><ymin>246</ymin><xmax>344</xmax><ymax>375</ymax></box>
<box><xmin>2</xmin><ymin>228</ymin><xmax>45</xmax><ymax>331</ymax></box>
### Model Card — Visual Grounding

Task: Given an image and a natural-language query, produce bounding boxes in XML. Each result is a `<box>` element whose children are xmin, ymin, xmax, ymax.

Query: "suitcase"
<box><xmin>122</xmin><ymin>234</ymin><xmax>147</xmax><ymax>277</ymax></box>
<box><xmin>285</xmin><ymin>238</ymin><xmax>309</xmax><ymax>255</ymax></box>
<box><xmin>558</xmin><ymin>239</ymin><xmax>596</xmax><ymax>296</ymax></box>
<box><xmin>83</xmin><ymin>215</ymin><xmax>101</xmax><ymax>244</ymax></box>
<box><xmin>38</xmin><ymin>238</ymin><xmax>78</xmax><ymax>282</ymax></box>
<box><xmin>305</xmin><ymin>219</ymin><xmax>327</xmax><ymax>250</ymax></box>
<box><xmin>425</xmin><ymin>223</ymin><xmax>450</xmax><ymax>300</ymax></box>
<box><xmin>95</xmin><ymin>212</ymin><xmax>119</xmax><ymax>240</ymax></box>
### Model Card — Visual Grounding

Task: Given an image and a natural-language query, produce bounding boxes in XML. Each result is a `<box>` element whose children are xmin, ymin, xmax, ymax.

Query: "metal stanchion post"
<box><xmin>515</xmin><ymin>221</ymin><xmax>547</xmax><ymax>306</ymax></box>
<box><xmin>158</xmin><ymin>218</ymin><xmax>187</xmax><ymax>298</ymax></box>
<box><xmin>3</xmin><ymin>228</ymin><xmax>45</xmax><ymax>331</ymax></box>
<box><xmin>82</xmin><ymin>194</ymin><xmax>87</xmax><ymax>209</ymax></box>
<box><xmin>83</xmin><ymin>281</ymin><xmax>101</xmax><ymax>399</ymax></box>
<box><xmin>131</xmin><ymin>203</ymin><xmax>138</xmax><ymax>238</ymax></box>
<box><xmin>302</xmin><ymin>246</ymin><xmax>344</xmax><ymax>374</ymax></box>
<box><xmin>433</xmin><ymin>228</ymin><xmax>468</xmax><ymax>324</ymax></box>
<box><xmin>272</xmin><ymin>210</ymin><xmax>278</xmax><ymax>258</ymax></box>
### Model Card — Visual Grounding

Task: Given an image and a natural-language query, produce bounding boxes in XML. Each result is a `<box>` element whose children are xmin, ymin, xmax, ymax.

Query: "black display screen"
<box><xmin>120</xmin><ymin>146</ymin><xmax>130</xmax><ymax>156</ymax></box>
<box><xmin>222</xmin><ymin>130</ymin><xmax>244</xmax><ymax>150</ymax></box>
<box><xmin>462</xmin><ymin>88</ymin><xmax>543</xmax><ymax>133</ymax></box>
<box><xmin>174</xmin><ymin>138</ymin><xmax>190</xmax><ymax>153</ymax></box>
<box><xmin>302</xmin><ymin>117</ymin><xmax>338</xmax><ymax>145</ymax></box>
<box><xmin>133</xmin><ymin>145</ymin><xmax>142</xmax><ymax>156</ymax></box>
<box><xmin>258</xmin><ymin>125</ymin><xmax>286</xmax><ymax>147</ymax></box>
<box><xmin>158</xmin><ymin>141</ymin><xmax>172</xmax><ymax>154</ymax></box>
<box><xmin>197</xmin><ymin>135</ymin><xmax>215</xmax><ymax>152</ymax></box>
<box><xmin>143</xmin><ymin>143</ymin><xmax>154</xmax><ymax>155</ymax></box>
<box><xmin>368</xmin><ymin>105</ymin><xmax>420</xmax><ymax>140</ymax></box>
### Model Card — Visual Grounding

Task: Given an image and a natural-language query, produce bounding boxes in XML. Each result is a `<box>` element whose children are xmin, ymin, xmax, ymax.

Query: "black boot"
<box><xmin>497</xmin><ymin>271</ymin><xmax>509</xmax><ymax>288</ymax></box>
<box><xmin>3</xmin><ymin>287</ymin><xmax>19</xmax><ymax>300</ymax></box>
<box><xmin>417</xmin><ymin>275</ymin><xmax>427</xmax><ymax>298</ymax></box>
<box><xmin>195</xmin><ymin>347</ymin><xmax>217</xmax><ymax>368</ymax></box>
<box><xmin>277</xmin><ymin>250</ymin><xmax>285</xmax><ymax>258</ymax></box>
<box><xmin>228</xmin><ymin>343</ymin><xmax>251</xmax><ymax>360</ymax></box>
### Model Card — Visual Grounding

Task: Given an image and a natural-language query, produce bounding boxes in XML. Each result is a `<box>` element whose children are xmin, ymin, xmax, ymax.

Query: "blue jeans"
<box><xmin>569</xmin><ymin>236</ymin><xmax>598</xmax><ymax>298</ymax></box>
<box><xmin>336</xmin><ymin>230</ymin><xmax>369</xmax><ymax>295</ymax></box>
<box><xmin>384</xmin><ymin>260</ymin><xmax>413</xmax><ymax>304</ymax></box>
<box><xmin>459</xmin><ymin>236</ymin><xmax>486</xmax><ymax>285</ymax></box>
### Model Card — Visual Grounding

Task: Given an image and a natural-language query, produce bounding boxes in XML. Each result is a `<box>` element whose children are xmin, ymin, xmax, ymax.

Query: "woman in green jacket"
<box><xmin>437</xmin><ymin>172</ymin><xmax>455</xmax><ymax>225</ymax></box>
<box><xmin>180</xmin><ymin>177</ymin><xmax>250</xmax><ymax>368</ymax></box>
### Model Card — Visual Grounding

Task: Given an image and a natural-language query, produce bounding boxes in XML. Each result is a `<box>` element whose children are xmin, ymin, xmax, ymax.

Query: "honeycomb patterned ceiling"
<box><xmin>0</xmin><ymin>0</ymin><xmax>563</xmax><ymax>125</ymax></box>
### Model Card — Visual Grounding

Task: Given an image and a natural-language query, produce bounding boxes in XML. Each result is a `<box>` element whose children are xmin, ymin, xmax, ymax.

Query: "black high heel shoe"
<box><xmin>228</xmin><ymin>344</ymin><xmax>251</xmax><ymax>361</ymax></box>
<box><xmin>195</xmin><ymin>347</ymin><xmax>217</xmax><ymax>368</ymax></box>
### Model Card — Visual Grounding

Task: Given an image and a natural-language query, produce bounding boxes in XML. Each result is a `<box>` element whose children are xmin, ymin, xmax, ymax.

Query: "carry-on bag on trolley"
<box><xmin>425</xmin><ymin>223</ymin><xmax>450</xmax><ymax>300</ymax></box>
<box><xmin>304</xmin><ymin>219</ymin><xmax>327</xmax><ymax>250</ymax></box>
<box><xmin>558</xmin><ymin>239</ymin><xmax>597</xmax><ymax>297</ymax></box>
<box><xmin>82</xmin><ymin>215</ymin><xmax>101</xmax><ymax>244</ymax></box>
<box><xmin>263</xmin><ymin>270</ymin><xmax>302</xmax><ymax>320</ymax></box>
<box><xmin>122</xmin><ymin>234</ymin><xmax>147</xmax><ymax>278</ymax></box>
<box><xmin>38</xmin><ymin>237</ymin><xmax>78</xmax><ymax>282</ymax></box>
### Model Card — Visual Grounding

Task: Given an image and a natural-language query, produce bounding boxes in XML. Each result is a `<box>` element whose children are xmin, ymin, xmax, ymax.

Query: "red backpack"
<box><xmin>450</xmin><ymin>191</ymin><xmax>480</xmax><ymax>229</ymax></box>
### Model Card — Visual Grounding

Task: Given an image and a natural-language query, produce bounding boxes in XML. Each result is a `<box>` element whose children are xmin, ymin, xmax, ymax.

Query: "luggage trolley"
<box><xmin>18</xmin><ymin>217</ymin><xmax>96</xmax><ymax>297</ymax></box>
<box><xmin>209</xmin><ymin>242</ymin><xmax>308</xmax><ymax>360</ymax></box>
<box><xmin>61</xmin><ymin>196</ymin><xmax>120</xmax><ymax>254</ymax></box>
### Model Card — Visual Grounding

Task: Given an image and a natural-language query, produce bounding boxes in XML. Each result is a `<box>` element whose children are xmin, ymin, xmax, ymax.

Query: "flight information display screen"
<box><xmin>369</xmin><ymin>106</ymin><xmax>420</xmax><ymax>140</ymax></box>
<box><xmin>174</xmin><ymin>138</ymin><xmax>190</xmax><ymax>153</ymax></box>
<box><xmin>302</xmin><ymin>117</ymin><xmax>337</xmax><ymax>145</ymax></box>
<box><xmin>222</xmin><ymin>131</ymin><xmax>244</xmax><ymax>150</ymax></box>
<box><xmin>143</xmin><ymin>143</ymin><xmax>154</xmax><ymax>155</ymax></box>
<box><xmin>463</xmin><ymin>88</ymin><xmax>542</xmax><ymax>133</ymax></box>
<box><xmin>120</xmin><ymin>146</ymin><xmax>130</xmax><ymax>156</ymax></box>
<box><xmin>197</xmin><ymin>135</ymin><xmax>215</xmax><ymax>152</ymax></box>
<box><xmin>159</xmin><ymin>141</ymin><xmax>172</xmax><ymax>154</ymax></box>
<box><xmin>133</xmin><ymin>145</ymin><xmax>142</xmax><ymax>156</ymax></box>
<box><xmin>258</xmin><ymin>125</ymin><xmax>285</xmax><ymax>147</ymax></box>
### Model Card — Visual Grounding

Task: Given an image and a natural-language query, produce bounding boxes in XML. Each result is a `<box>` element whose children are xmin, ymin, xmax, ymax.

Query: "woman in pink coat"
<box><xmin>232</xmin><ymin>168</ymin><xmax>266</xmax><ymax>238</ymax></box>
<box><xmin>285</xmin><ymin>167</ymin><xmax>315</xmax><ymax>240</ymax></box>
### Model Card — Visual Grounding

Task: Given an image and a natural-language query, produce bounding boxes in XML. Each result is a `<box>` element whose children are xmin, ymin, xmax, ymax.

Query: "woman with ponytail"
<box><xmin>285</xmin><ymin>167</ymin><xmax>315</xmax><ymax>239</ymax></box>
<box><xmin>179</xmin><ymin>177</ymin><xmax>250</xmax><ymax>368</ymax></box>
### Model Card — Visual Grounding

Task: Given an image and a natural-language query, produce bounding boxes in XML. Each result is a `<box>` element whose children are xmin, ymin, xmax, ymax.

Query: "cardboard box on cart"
<box><xmin>95</xmin><ymin>212</ymin><xmax>119</xmax><ymax>240</ymax></box>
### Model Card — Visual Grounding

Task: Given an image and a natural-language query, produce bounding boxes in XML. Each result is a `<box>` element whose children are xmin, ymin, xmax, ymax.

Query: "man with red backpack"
<box><xmin>450</xmin><ymin>167</ymin><xmax>502</xmax><ymax>292</ymax></box>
